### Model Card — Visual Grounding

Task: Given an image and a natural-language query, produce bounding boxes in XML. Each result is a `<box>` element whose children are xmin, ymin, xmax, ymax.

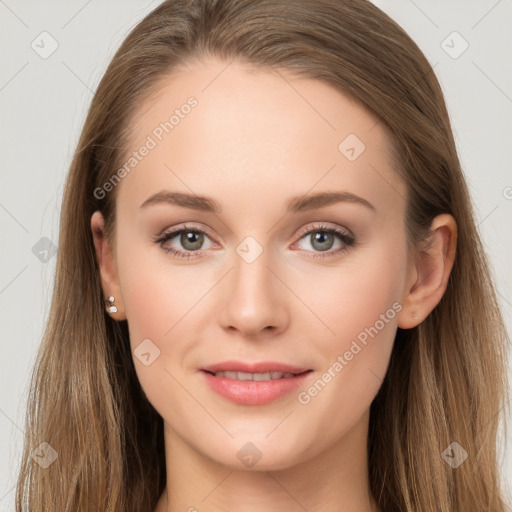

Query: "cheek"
<box><xmin>291</xmin><ymin>239</ymin><xmax>407</xmax><ymax>406</ymax></box>
<box><xmin>115</xmin><ymin>244</ymin><xmax>205</xmax><ymax>404</ymax></box>
<box><xmin>116</xmin><ymin>234</ymin><xmax>209</xmax><ymax>340</ymax></box>
<box><xmin>297</xmin><ymin>241</ymin><xmax>406</xmax><ymax>346</ymax></box>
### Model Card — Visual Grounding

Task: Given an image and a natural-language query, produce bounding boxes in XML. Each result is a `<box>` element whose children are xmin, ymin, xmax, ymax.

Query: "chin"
<box><xmin>199</xmin><ymin>436</ymin><xmax>311</xmax><ymax>472</ymax></box>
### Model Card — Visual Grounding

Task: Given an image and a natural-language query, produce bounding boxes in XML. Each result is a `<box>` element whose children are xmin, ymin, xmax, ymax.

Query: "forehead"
<box><xmin>116</xmin><ymin>57</ymin><xmax>406</xmax><ymax>220</ymax></box>
<box><xmin>127</xmin><ymin>57</ymin><xmax>386</xmax><ymax>156</ymax></box>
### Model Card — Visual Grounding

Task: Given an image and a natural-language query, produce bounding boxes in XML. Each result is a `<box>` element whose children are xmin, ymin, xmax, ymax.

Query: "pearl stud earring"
<box><xmin>105</xmin><ymin>296</ymin><xmax>118</xmax><ymax>314</ymax></box>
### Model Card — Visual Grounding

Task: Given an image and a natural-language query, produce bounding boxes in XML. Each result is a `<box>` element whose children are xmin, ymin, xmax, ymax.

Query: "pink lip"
<box><xmin>201</xmin><ymin>360</ymin><xmax>310</xmax><ymax>374</ymax></box>
<box><xmin>200</xmin><ymin>360</ymin><xmax>313</xmax><ymax>405</ymax></box>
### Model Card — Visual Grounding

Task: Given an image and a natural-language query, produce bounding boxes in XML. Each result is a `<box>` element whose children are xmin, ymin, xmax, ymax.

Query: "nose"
<box><xmin>218</xmin><ymin>247</ymin><xmax>289</xmax><ymax>338</ymax></box>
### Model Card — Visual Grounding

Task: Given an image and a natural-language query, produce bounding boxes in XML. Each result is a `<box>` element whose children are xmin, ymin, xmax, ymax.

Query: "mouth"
<box><xmin>201</xmin><ymin>360</ymin><xmax>311</xmax><ymax>375</ymax></box>
<box><xmin>202</xmin><ymin>370</ymin><xmax>310</xmax><ymax>380</ymax></box>
<box><xmin>200</xmin><ymin>361</ymin><xmax>313</xmax><ymax>405</ymax></box>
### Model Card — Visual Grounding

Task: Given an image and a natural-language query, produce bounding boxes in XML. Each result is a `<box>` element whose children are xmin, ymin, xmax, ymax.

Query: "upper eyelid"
<box><xmin>158</xmin><ymin>223</ymin><xmax>216</xmax><ymax>243</ymax></box>
<box><xmin>295</xmin><ymin>222</ymin><xmax>353</xmax><ymax>239</ymax></box>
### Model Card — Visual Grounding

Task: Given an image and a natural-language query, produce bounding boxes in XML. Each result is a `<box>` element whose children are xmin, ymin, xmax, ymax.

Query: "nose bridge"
<box><xmin>220</xmin><ymin>235</ymin><xmax>286</xmax><ymax>334</ymax></box>
<box><xmin>232</xmin><ymin>236</ymin><xmax>276</xmax><ymax>306</ymax></box>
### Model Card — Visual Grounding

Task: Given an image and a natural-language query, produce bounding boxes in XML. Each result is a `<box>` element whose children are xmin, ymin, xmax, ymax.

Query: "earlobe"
<box><xmin>90</xmin><ymin>211</ymin><xmax>126</xmax><ymax>320</ymax></box>
<box><xmin>397</xmin><ymin>214</ymin><xmax>457</xmax><ymax>329</ymax></box>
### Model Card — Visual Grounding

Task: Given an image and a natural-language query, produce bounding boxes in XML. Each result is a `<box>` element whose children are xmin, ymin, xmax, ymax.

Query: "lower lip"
<box><xmin>201</xmin><ymin>370</ymin><xmax>313</xmax><ymax>405</ymax></box>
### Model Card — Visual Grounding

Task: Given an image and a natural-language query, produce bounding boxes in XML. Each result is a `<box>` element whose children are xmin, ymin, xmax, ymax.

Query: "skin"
<box><xmin>91</xmin><ymin>57</ymin><xmax>456</xmax><ymax>512</ymax></box>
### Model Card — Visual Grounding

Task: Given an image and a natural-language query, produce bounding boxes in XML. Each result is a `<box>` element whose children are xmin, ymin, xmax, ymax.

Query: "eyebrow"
<box><xmin>139</xmin><ymin>190</ymin><xmax>376</xmax><ymax>213</ymax></box>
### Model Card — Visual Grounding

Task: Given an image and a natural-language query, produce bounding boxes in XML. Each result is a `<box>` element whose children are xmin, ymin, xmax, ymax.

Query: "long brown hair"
<box><xmin>16</xmin><ymin>0</ymin><xmax>510</xmax><ymax>510</ymax></box>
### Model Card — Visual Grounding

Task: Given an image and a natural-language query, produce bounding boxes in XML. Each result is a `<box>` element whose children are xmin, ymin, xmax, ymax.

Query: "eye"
<box><xmin>154</xmin><ymin>222</ymin><xmax>356</xmax><ymax>260</ymax></box>
<box><xmin>292</xmin><ymin>223</ymin><xmax>356</xmax><ymax>259</ymax></box>
<box><xmin>154</xmin><ymin>224</ymin><xmax>217</xmax><ymax>260</ymax></box>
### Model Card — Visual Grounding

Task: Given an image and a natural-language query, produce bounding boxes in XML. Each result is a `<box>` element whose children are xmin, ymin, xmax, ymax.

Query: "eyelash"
<box><xmin>153</xmin><ymin>223</ymin><xmax>356</xmax><ymax>260</ymax></box>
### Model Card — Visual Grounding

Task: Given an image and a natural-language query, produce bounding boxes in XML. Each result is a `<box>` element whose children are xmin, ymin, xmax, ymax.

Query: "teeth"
<box><xmin>253</xmin><ymin>372</ymin><xmax>271</xmax><ymax>381</ymax></box>
<box><xmin>213</xmin><ymin>371</ymin><xmax>296</xmax><ymax>380</ymax></box>
<box><xmin>237</xmin><ymin>371</ymin><xmax>254</xmax><ymax>381</ymax></box>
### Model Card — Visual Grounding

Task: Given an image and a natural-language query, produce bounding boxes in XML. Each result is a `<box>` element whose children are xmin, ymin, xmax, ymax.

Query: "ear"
<box><xmin>397</xmin><ymin>213</ymin><xmax>457</xmax><ymax>329</ymax></box>
<box><xmin>91</xmin><ymin>211</ymin><xmax>126</xmax><ymax>320</ymax></box>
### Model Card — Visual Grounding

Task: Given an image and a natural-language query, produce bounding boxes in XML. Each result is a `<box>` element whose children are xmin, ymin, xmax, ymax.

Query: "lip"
<box><xmin>200</xmin><ymin>360</ymin><xmax>313</xmax><ymax>406</ymax></box>
<box><xmin>201</xmin><ymin>360</ymin><xmax>311</xmax><ymax>374</ymax></box>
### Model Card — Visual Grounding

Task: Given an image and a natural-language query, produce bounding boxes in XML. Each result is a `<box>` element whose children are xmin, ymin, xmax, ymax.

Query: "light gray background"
<box><xmin>1</xmin><ymin>1</ymin><xmax>511</xmax><ymax>510</ymax></box>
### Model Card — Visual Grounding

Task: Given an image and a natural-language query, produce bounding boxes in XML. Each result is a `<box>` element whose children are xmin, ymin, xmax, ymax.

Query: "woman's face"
<box><xmin>100</xmin><ymin>57</ymin><xmax>415</xmax><ymax>470</ymax></box>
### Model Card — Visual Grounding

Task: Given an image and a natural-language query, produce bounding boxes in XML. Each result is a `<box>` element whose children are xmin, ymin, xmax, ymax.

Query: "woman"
<box><xmin>15</xmin><ymin>0</ymin><xmax>510</xmax><ymax>510</ymax></box>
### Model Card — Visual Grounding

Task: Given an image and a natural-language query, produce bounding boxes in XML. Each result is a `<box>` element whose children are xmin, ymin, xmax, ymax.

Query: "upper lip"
<box><xmin>201</xmin><ymin>360</ymin><xmax>311</xmax><ymax>374</ymax></box>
